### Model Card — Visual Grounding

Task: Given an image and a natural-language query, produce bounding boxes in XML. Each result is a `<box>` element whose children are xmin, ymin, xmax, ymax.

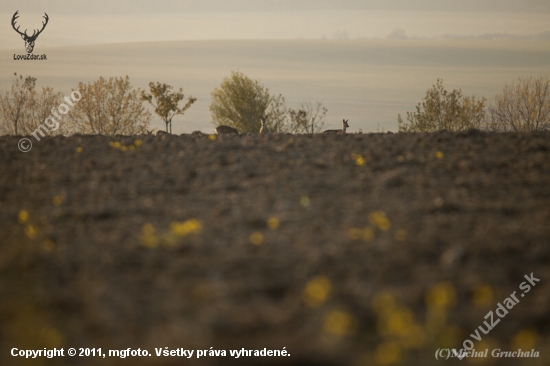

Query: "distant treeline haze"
<box><xmin>0</xmin><ymin>73</ymin><xmax>548</xmax><ymax>136</ymax></box>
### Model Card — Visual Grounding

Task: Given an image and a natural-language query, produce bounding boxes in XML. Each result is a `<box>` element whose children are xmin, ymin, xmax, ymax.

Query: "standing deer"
<box><xmin>324</xmin><ymin>119</ymin><xmax>349</xmax><ymax>134</ymax></box>
<box><xmin>12</xmin><ymin>11</ymin><xmax>49</xmax><ymax>54</ymax></box>
<box><xmin>259</xmin><ymin>115</ymin><xmax>270</xmax><ymax>134</ymax></box>
<box><xmin>215</xmin><ymin>126</ymin><xmax>239</xmax><ymax>135</ymax></box>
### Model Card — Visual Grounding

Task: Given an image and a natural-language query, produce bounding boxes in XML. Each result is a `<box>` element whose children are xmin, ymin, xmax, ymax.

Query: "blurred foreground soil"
<box><xmin>1</xmin><ymin>131</ymin><xmax>549</xmax><ymax>365</ymax></box>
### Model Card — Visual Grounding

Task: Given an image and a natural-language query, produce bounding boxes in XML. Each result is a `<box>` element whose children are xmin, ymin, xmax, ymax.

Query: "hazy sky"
<box><xmin>2</xmin><ymin>0</ymin><xmax>550</xmax><ymax>14</ymax></box>
<box><xmin>1</xmin><ymin>0</ymin><xmax>549</xmax><ymax>48</ymax></box>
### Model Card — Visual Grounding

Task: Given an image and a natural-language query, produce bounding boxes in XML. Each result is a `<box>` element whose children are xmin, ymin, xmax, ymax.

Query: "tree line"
<box><xmin>0</xmin><ymin>72</ymin><xmax>548</xmax><ymax>136</ymax></box>
<box><xmin>0</xmin><ymin>71</ymin><xmax>327</xmax><ymax>137</ymax></box>
<box><xmin>398</xmin><ymin>77</ymin><xmax>550</xmax><ymax>132</ymax></box>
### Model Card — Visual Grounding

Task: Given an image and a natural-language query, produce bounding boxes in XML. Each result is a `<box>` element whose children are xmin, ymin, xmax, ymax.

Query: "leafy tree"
<box><xmin>488</xmin><ymin>76</ymin><xmax>550</xmax><ymax>132</ymax></box>
<box><xmin>141</xmin><ymin>82</ymin><xmax>196</xmax><ymax>134</ymax></box>
<box><xmin>210</xmin><ymin>71</ymin><xmax>274</xmax><ymax>133</ymax></box>
<box><xmin>398</xmin><ymin>79</ymin><xmax>486</xmax><ymax>132</ymax></box>
<box><xmin>210</xmin><ymin>71</ymin><xmax>330</xmax><ymax>134</ymax></box>
<box><xmin>72</xmin><ymin>76</ymin><xmax>151</xmax><ymax>136</ymax></box>
<box><xmin>0</xmin><ymin>73</ymin><xmax>63</xmax><ymax>135</ymax></box>
<box><xmin>288</xmin><ymin>101</ymin><xmax>328</xmax><ymax>134</ymax></box>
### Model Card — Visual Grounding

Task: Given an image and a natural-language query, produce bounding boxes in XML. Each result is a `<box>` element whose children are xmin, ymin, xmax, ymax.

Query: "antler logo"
<box><xmin>11</xmin><ymin>10</ymin><xmax>49</xmax><ymax>54</ymax></box>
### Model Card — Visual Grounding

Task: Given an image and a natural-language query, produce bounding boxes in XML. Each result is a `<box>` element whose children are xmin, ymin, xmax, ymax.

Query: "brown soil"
<box><xmin>1</xmin><ymin>131</ymin><xmax>549</xmax><ymax>366</ymax></box>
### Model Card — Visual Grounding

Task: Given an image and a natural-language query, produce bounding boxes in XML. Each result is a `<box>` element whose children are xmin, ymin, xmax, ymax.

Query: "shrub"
<box><xmin>0</xmin><ymin>73</ymin><xmax>63</xmax><ymax>135</ymax></box>
<box><xmin>210</xmin><ymin>71</ymin><xmax>272</xmax><ymax>133</ymax></box>
<box><xmin>398</xmin><ymin>79</ymin><xmax>486</xmax><ymax>132</ymax></box>
<box><xmin>488</xmin><ymin>76</ymin><xmax>550</xmax><ymax>132</ymax></box>
<box><xmin>72</xmin><ymin>76</ymin><xmax>150</xmax><ymax>136</ymax></box>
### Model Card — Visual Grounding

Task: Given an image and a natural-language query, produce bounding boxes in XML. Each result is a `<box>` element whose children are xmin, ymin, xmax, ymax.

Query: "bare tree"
<box><xmin>266</xmin><ymin>94</ymin><xmax>288</xmax><ymax>133</ymax></box>
<box><xmin>0</xmin><ymin>73</ymin><xmax>34</xmax><ymax>135</ymax></box>
<box><xmin>488</xmin><ymin>76</ymin><xmax>550</xmax><ymax>132</ymax></box>
<box><xmin>288</xmin><ymin>101</ymin><xmax>328</xmax><ymax>134</ymax></box>
<box><xmin>0</xmin><ymin>73</ymin><xmax>63</xmax><ymax>135</ymax></box>
<box><xmin>27</xmin><ymin>86</ymin><xmax>66</xmax><ymax>135</ymax></box>
<box><xmin>72</xmin><ymin>76</ymin><xmax>151</xmax><ymax>136</ymax></box>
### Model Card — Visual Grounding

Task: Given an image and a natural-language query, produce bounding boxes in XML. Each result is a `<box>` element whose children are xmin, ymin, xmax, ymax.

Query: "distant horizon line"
<box><xmin>2</xmin><ymin>31</ymin><xmax>550</xmax><ymax>51</ymax></box>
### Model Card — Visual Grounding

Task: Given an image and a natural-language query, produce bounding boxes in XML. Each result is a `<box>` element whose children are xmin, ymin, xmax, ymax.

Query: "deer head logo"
<box><xmin>12</xmin><ymin>11</ymin><xmax>49</xmax><ymax>54</ymax></box>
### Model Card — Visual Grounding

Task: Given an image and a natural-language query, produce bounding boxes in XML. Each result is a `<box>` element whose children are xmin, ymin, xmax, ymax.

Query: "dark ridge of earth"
<box><xmin>1</xmin><ymin>131</ymin><xmax>549</xmax><ymax>366</ymax></box>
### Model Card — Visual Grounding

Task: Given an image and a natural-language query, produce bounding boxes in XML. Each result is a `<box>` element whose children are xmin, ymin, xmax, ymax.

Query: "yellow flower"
<box><xmin>426</xmin><ymin>282</ymin><xmax>456</xmax><ymax>310</ymax></box>
<box><xmin>53</xmin><ymin>195</ymin><xmax>64</xmax><ymax>206</ymax></box>
<box><xmin>170</xmin><ymin>219</ymin><xmax>203</xmax><ymax>237</ymax></box>
<box><xmin>140</xmin><ymin>223</ymin><xmax>159</xmax><ymax>248</ymax></box>
<box><xmin>25</xmin><ymin>225</ymin><xmax>36</xmax><ymax>239</ymax></box>
<box><xmin>18</xmin><ymin>210</ymin><xmax>29</xmax><ymax>223</ymax></box>
<box><xmin>249</xmin><ymin>232</ymin><xmax>264</xmax><ymax>246</ymax></box>
<box><xmin>302</xmin><ymin>276</ymin><xmax>331</xmax><ymax>307</ymax></box>
<box><xmin>351</xmin><ymin>153</ymin><xmax>366</xmax><ymax>166</ymax></box>
<box><xmin>323</xmin><ymin>310</ymin><xmax>354</xmax><ymax>336</ymax></box>
<box><xmin>267</xmin><ymin>217</ymin><xmax>280</xmax><ymax>230</ymax></box>
<box><xmin>472</xmin><ymin>285</ymin><xmax>494</xmax><ymax>308</ymax></box>
<box><xmin>369</xmin><ymin>211</ymin><xmax>391</xmax><ymax>231</ymax></box>
<box><xmin>512</xmin><ymin>329</ymin><xmax>538</xmax><ymax>350</ymax></box>
<box><xmin>134</xmin><ymin>139</ymin><xmax>142</xmax><ymax>147</ymax></box>
<box><xmin>435</xmin><ymin>151</ymin><xmax>444</xmax><ymax>159</ymax></box>
<box><xmin>386</xmin><ymin>308</ymin><xmax>415</xmax><ymax>336</ymax></box>
<box><xmin>75</xmin><ymin>147</ymin><xmax>83</xmax><ymax>153</ymax></box>
<box><xmin>208</xmin><ymin>134</ymin><xmax>216</xmax><ymax>141</ymax></box>
<box><xmin>348</xmin><ymin>227</ymin><xmax>375</xmax><ymax>241</ymax></box>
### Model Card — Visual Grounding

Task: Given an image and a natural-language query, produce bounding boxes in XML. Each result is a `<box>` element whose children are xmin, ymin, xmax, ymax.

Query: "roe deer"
<box><xmin>216</xmin><ymin>125</ymin><xmax>239</xmax><ymax>135</ymax></box>
<box><xmin>324</xmin><ymin>119</ymin><xmax>349</xmax><ymax>134</ymax></box>
<box><xmin>259</xmin><ymin>115</ymin><xmax>270</xmax><ymax>134</ymax></box>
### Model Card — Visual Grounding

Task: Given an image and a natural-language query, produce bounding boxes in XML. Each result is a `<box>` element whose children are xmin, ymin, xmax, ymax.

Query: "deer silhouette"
<box><xmin>324</xmin><ymin>119</ymin><xmax>349</xmax><ymax>134</ymax></box>
<box><xmin>12</xmin><ymin>11</ymin><xmax>49</xmax><ymax>54</ymax></box>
